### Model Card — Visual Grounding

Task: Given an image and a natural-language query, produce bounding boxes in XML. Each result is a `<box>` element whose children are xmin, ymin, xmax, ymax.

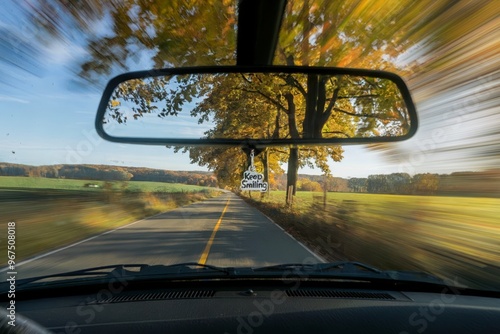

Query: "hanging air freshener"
<box><xmin>240</xmin><ymin>149</ymin><xmax>268</xmax><ymax>192</ymax></box>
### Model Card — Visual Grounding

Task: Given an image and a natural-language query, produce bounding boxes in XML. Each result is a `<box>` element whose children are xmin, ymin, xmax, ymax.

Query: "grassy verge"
<box><xmin>0</xmin><ymin>175</ymin><xmax>209</xmax><ymax>192</ymax></box>
<box><xmin>0</xmin><ymin>185</ymin><xmax>221</xmax><ymax>266</ymax></box>
<box><xmin>241</xmin><ymin>191</ymin><xmax>500</xmax><ymax>290</ymax></box>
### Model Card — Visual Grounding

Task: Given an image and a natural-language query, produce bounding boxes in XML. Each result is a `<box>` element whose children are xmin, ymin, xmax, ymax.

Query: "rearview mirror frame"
<box><xmin>95</xmin><ymin>66</ymin><xmax>418</xmax><ymax>147</ymax></box>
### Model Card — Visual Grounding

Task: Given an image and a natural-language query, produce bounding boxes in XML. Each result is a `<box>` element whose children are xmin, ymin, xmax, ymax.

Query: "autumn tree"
<box><xmin>412</xmin><ymin>173</ymin><xmax>439</xmax><ymax>195</ymax></box>
<box><xmin>386</xmin><ymin>173</ymin><xmax>412</xmax><ymax>194</ymax></box>
<box><xmin>348</xmin><ymin>178</ymin><xmax>367</xmax><ymax>193</ymax></box>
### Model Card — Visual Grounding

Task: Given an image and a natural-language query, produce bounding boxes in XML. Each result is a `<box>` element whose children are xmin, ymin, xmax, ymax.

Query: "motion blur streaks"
<box><xmin>276</xmin><ymin>0</ymin><xmax>499</xmax><ymax>173</ymax></box>
<box><xmin>377</xmin><ymin>0</ymin><xmax>499</xmax><ymax>171</ymax></box>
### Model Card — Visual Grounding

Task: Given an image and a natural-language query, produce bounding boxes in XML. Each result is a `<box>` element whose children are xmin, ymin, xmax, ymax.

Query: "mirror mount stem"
<box><xmin>242</xmin><ymin>145</ymin><xmax>265</xmax><ymax>172</ymax></box>
<box><xmin>237</xmin><ymin>0</ymin><xmax>287</xmax><ymax>66</ymax></box>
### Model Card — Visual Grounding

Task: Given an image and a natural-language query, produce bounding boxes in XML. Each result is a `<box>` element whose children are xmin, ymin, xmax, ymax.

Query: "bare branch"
<box><xmin>322</xmin><ymin>131</ymin><xmax>351</xmax><ymax>138</ymax></box>
<box><xmin>333</xmin><ymin>107</ymin><xmax>400</xmax><ymax>120</ymax></box>
<box><xmin>328</xmin><ymin>94</ymin><xmax>380</xmax><ymax>100</ymax></box>
<box><xmin>238</xmin><ymin>87</ymin><xmax>288</xmax><ymax>111</ymax></box>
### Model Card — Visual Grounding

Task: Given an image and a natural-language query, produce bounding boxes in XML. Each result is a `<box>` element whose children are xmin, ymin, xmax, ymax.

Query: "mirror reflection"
<box><xmin>103</xmin><ymin>72</ymin><xmax>412</xmax><ymax>141</ymax></box>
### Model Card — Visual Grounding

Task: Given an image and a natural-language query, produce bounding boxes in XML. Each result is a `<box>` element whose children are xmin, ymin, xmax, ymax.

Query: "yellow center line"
<box><xmin>198</xmin><ymin>197</ymin><xmax>231</xmax><ymax>265</ymax></box>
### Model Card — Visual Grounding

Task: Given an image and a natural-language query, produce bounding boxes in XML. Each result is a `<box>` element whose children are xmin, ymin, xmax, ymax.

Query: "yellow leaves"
<box><xmin>337</xmin><ymin>46</ymin><xmax>362</xmax><ymax>67</ymax></box>
<box><xmin>222</xmin><ymin>16</ymin><xmax>236</xmax><ymax>37</ymax></box>
<box><xmin>320</xmin><ymin>32</ymin><xmax>341</xmax><ymax>55</ymax></box>
<box><xmin>110</xmin><ymin>99</ymin><xmax>121</xmax><ymax>107</ymax></box>
<box><xmin>350</xmin><ymin>0</ymin><xmax>372</xmax><ymax>19</ymax></box>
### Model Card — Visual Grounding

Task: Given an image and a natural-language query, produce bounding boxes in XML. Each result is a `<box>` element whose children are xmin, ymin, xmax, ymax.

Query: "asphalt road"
<box><xmin>2</xmin><ymin>192</ymin><xmax>323</xmax><ymax>280</ymax></box>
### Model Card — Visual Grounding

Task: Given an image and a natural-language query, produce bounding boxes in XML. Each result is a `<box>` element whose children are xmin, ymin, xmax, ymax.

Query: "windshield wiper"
<box><xmin>255</xmin><ymin>261</ymin><xmax>381</xmax><ymax>274</ymax></box>
<box><xmin>5</xmin><ymin>261</ymin><xmax>444</xmax><ymax>292</ymax></box>
<box><xmin>9</xmin><ymin>262</ymin><xmax>232</xmax><ymax>289</ymax></box>
<box><xmin>254</xmin><ymin>261</ymin><xmax>443</xmax><ymax>284</ymax></box>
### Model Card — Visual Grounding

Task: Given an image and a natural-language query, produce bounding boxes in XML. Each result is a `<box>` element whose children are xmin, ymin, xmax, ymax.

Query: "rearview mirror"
<box><xmin>95</xmin><ymin>66</ymin><xmax>417</xmax><ymax>146</ymax></box>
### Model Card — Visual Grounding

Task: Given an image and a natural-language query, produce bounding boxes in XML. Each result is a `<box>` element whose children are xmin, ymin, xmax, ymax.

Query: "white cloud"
<box><xmin>42</xmin><ymin>40</ymin><xmax>86</xmax><ymax>66</ymax></box>
<box><xmin>0</xmin><ymin>95</ymin><xmax>29</xmax><ymax>104</ymax></box>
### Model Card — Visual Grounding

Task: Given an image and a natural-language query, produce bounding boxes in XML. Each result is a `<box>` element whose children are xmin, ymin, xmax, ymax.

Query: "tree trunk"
<box><xmin>262</xmin><ymin>149</ymin><xmax>269</xmax><ymax>198</ymax></box>
<box><xmin>286</xmin><ymin>147</ymin><xmax>299</xmax><ymax>205</ymax></box>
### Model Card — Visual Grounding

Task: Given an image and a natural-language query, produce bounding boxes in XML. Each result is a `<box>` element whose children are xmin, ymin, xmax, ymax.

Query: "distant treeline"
<box><xmin>274</xmin><ymin>170</ymin><xmax>500</xmax><ymax>197</ymax></box>
<box><xmin>0</xmin><ymin>163</ymin><xmax>217</xmax><ymax>187</ymax></box>
<box><xmin>1</xmin><ymin>163</ymin><xmax>498</xmax><ymax>197</ymax></box>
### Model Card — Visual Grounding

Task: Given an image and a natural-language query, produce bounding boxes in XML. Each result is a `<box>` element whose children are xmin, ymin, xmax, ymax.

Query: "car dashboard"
<box><xmin>2</xmin><ymin>279</ymin><xmax>500</xmax><ymax>333</ymax></box>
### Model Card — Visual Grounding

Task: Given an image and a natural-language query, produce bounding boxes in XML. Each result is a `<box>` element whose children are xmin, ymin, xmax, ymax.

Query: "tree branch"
<box><xmin>319</xmin><ymin>84</ymin><xmax>338</xmax><ymax>129</ymax></box>
<box><xmin>321</xmin><ymin>131</ymin><xmax>351</xmax><ymax>138</ymax></box>
<box><xmin>333</xmin><ymin>107</ymin><xmax>400</xmax><ymax>120</ymax></box>
<box><xmin>328</xmin><ymin>94</ymin><xmax>380</xmax><ymax>100</ymax></box>
<box><xmin>238</xmin><ymin>87</ymin><xmax>288</xmax><ymax>111</ymax></box>
<box><xmin>271</xmin><ymin>148</ymin><xmax>289</xmax><ymax>155</ymax></box>
<box><xmin>285</xmin><ymin>92</ymin><xmax>300</xmax><ymax>138</ymax></box>
<box><xmin>279</xmin><ymin>74</ymin><xmax>307</xmax><ymax>98</ymax></box>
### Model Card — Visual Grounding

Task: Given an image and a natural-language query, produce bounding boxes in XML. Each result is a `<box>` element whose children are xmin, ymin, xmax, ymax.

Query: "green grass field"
<box><xmin>0</xmin><ymin>176</ymin><xmax>209</xmax><ymax>193</ymax></box>
<box><xmin>0</xmin><ymin>176</ymin><xmax>220</xmax><ymax>266</ymax></box>
<box><xmin>244</xmin><ymin>191</ymin><xmax>500</xmax><ymax>290</ymax></box>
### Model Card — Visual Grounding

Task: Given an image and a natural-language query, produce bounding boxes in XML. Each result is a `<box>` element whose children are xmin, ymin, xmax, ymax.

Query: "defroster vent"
<box><xmin>93</xmin><ymin>290</ymin><xmax>216</xmax><ymax>304</ymax></box>
<box><xmin>286</xmin><ymin>289</ymin><xmax>395</xmax><ymax>300</ymax></box>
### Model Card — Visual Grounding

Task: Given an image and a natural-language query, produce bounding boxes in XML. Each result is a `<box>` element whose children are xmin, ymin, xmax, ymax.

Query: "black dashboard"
<box><xmin>2</xmin><ymin>280</ymin><xmax>500</xmax><ymax>333</ymax></box>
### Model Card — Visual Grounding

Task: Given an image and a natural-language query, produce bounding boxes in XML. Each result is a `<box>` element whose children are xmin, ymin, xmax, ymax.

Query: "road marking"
<box><xmin>0</xmin><ymin>211</ymin><xmax>168</xmax><ymax>273</ymax></box>
<box><xmin>198</xmin><ymin>197</ymin><xmax>231</xmax><ymax>265</ymax></box>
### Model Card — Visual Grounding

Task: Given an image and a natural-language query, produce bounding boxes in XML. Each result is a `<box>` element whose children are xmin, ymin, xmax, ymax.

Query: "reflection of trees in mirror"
<box><xmin>106</xmin><ymin>75</ymin><xmax>199</xmax><ymax>124</ymax></box>
<box><xmin>106</xmin><ymin>73</ymin><xmax>409</xmax><ymax>139</ymax></box>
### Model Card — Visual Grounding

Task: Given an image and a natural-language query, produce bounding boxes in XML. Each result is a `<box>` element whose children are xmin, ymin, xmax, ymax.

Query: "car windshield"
<box><xmin>1</xmin><ymin>0</ymin><xmax>499</xmax><ymax>293</ymax></box>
